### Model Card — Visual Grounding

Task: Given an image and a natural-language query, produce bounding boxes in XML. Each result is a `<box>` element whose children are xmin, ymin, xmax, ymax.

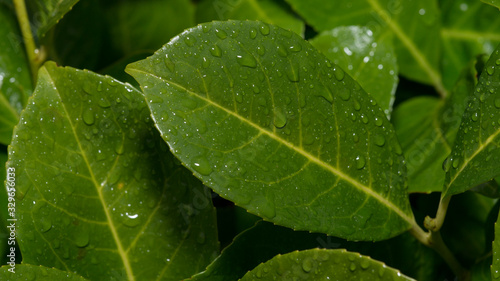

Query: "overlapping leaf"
<box><xmin>392</xmin><ymin>57</ymin><xmax>479</xmax><ymax>193</ymax></box>
<box><xmin>492</xmin><ymin>207</ymin><xmax>500</xmax><ymax>279</ymax></box>
<box><xmin>442</xmin><ymin>45</ymin><xmax>500</xmax><ymax>197</ymax></box>
<box><xmin>440</xmin><ymin>0</ymin><xmax>500</xmax><ymax>89</ymax></box>
<box><xmin>26</xmin><ymin>0</ymin><xmax>79</xmax><ymax>38</ymax></box>
<box><xmin>310</xmin><ymin>26</ymin><xmax>398</xmax><ymax>116</ymax></box>
<box><xmin>240</xmin><ymin>249</ymin><xmax>415</xmax><ymax>280</ymax></box>
<box><xmin>195</xmin><ymin>0</ymin><xmax>304</xmax><ymax>37</ymax></box>
<box><xmin>8</xmin><ymin>62</ymin><xmax>218</xmax><ymax>280</ymax></box>
<box><xmin>284</xmin><ymin>0</ymin><xmax>445</xmax><ymax>95</ymax></box>
<box><xmin>127</xmin><ymin>20</ymin><xmax>415</xmax><ymax>241</ymax></box>
<box><xmin>0</xmin><ymin>4</ymin><xmax>32</xmax><ymax>145</ymax></box>
<box><xmin>0</xmin><ymin>264</ymin><xmax>88</xmax><ymax>280</ymax></box>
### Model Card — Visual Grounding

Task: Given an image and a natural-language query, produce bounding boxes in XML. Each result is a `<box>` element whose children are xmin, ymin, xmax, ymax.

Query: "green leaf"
<box><xmin>9</xmin><ymin>62</ymin><xmax>218</xmax><ymax>280</ymax></box>
<box><xmin>492</xmin><ymin>206</ymin><xmax>500</xmax><ymax>279</ymax></box>
<box><xmin>392</xmin><ymin>57</ymin><xmax>479</xmax><ymax>193</ymax></box>
<box><xmin>471</xmin><ymin>178</ymin><xmax>500</xmax><ymax>198</ymax></box>
<box><xmin>239</xmin><ymin>248</ymin><xmax>415</xmax><ymax>280</ymax></box>
<box><xmin>0</xmin><ymin>4</ymin><xmax>32</xmax><ymax>145</ymax></box>
<box><xmin>440</xmin><ymin>0</ymin><xmax>500</xmax><ymax>89</ymax></box>
<box><xmin>103</xmin><ymin>0</ymin><xmax>195</xmax><ymax>57</ymax></box>
<box><xmin>0</xmin><ymin>264</ymin><xmax>89</xmax><ymax>280</ymax></box>
<box><xmin>442</xmin><ymin>45</ymin><xmax>500</xmax><ymax>197</ymax></box>
<box><xmin>26</xmin><ymin>0</ymin><xmax>79</xmax><ymax>38</ymax></box>
<box><xmin>284</xmin><ymin>0</ymin><xmax>445</xmax><ymax>94</ymax></box>
<box><xmin>127</xmin><ymin>20</ymin><xmax>415</xmax><ymax>241</ymax></box>
<box><xmin>310</xmin><ymin>26</ymin><xmax>398</xmax><ymax>116</ymax></box>
<box><xmin>0</xmin><ymin>150</ymin><xmax>8</xmax><ymax>264</ymax></box>
<box><xmin>481</xmin><ymin>0</ymin><xmax>500</xmax><ymax>9</ymax></box>
<box><xmin>195</xmin><ymin>0</ymin><xmax>304</xmax><ymax>37</ymax></box>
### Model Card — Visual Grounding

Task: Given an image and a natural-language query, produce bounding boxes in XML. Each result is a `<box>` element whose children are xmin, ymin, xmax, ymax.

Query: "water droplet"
<box><xmin>495</xmin><ymin>98</ymin><xmax>500</xmax><ymax>109</ymax></box>
<box><xmin>274</xmin><ymin>108</ymin><xmax>287</xmax><ymax>128</ymax></box>
<box><xmin>496</xmin><ymin>59</ymin><xmax>500</xmax><ymax>66</ymax></box>
<box><xmin>164</xmin><ymin>54</ymin><xmax>175</xmax><ymax>72</ymax></box>
<box><xmin>210</xmin><ymin>45</ymin><xmax>222</xmax><ymax>57</ymax></box>
<box><xmin>259</xmin><ymin>23</ymin><xmax>270</xmax><ymax>35</ymax></box>
<box><xmin>356</xmin><ymin>155</ymin><xmax>366</xmax><ymax>169</ymax></box>
<box><xmin>236</xmin><ymin>53</ymin><xmax>257</xmax><ymax>68</ymax></box>
<box><xmin>333</xmin><ymin>67</ymin><xmax>345</xmax><ymax>80</ymax></box>
<box><xmin>374</xmin><ymin>117</ymin><xmax>383</xmax><ymax>126</ymax></box>
<box><xmin>123</xmin><ymin>212</ymin><xmax>140</xmax><ymax>227</ymax></box>
<box><xmin>487</xmin><ymin>65</ymin><xmax>495</xmax><ymax>75</ymax></box>
<box><xmin>215</xmin><ymin>28</ymin><xmax>227</xmax><ymax>39</ymax></box>
<box><xmin>75</xmin><ymin>229</ymin><xmax>90</xmax><ymax>247</ymax></box>
<box><xmin>277</xmin><ymin>43</ymin><xmax>288</xmax><ymax>57</ymax></box>
<box><xmin>289</xmin><ymin>42</ymin><xmax>302</xmax><ymax>52</ymax></box>
<box><xmin>249</xmin><ymin>28</ymin><xmax>257</xmax><ymax>39</ymax></box>
<box><xmin>257</xmin><ymin>45</ymin><xmax>265</xmax><ymax>56</ymax></box>
<box><xmin>98</xmin><ymin>98</ymin><xmax>111</xmax><ymax>108</ymax></box>
<box><xmin>353</xmin><ymin>100</ymin><xmax>361</xmax><ymax>111</ymax></box>
<box><xmin>452</xmin><ymin>157</ymin><xmax>460</xmax><ymax>168</ymax></box>
<box><xmin>302</xmin><ymin>258</ymin><xmax>313</xmax><ymax>273</ymax></box>
<box><xmin>184</xmin><ymin>36</ymin><xmax>196</xmax><ymax>46</ymax></box>
<box><xmin>40</xmin><ymin>218</ymin><xmax>52</xmax><ymax>233</ymax></box>
<box><xmin>353</xmin><ymin>133</ymin><xmax>359</xmax><ymax>143</ymax></box>
<box><xmin>252</xmin><ymin>84</ymin><xmax>260</xmax><ymax>94</ymax></box>
<box><xmin>285</xmin><ymin>64</ymin><xmax>299</xmax><ymax>82</ymax></box>
<box><xmin>193</xmin><ymin>157</ymin><xmax>212</xmax><ymax>175</ymax></box>
<box><xmin>202</xmin><ymin>57</ymin><xmax>210</xmax><ymax>68</ymax></box>
<box><xmin>82</xmin><ymin>109</ymin><xmax>95</xmax><ymax>125</ymax></box>
<box><xmin>349</xmin><ymin>262</ymin><xmax>357</xmax><ymax>271</ymax></box>
<box><xmin>339</xmin><ymin>88</ymin><xmax>351</xmax><ymax>101</ymax></box>
<box><xmin>471</xmin><ymin>112</ymin><xmax>478</xmax><ymax>121</ymax></box>
<box><xmin>374</xmin><ymin>134</ymin><xmax>385</xmax><ymax>146</ymax></box>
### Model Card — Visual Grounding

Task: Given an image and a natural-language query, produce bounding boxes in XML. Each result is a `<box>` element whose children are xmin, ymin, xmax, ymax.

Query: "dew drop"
<box><xmin>302</xmin><ymin>258</ymin><xmax>313</xmax><ymax>273</ymax></box>
<box><xmin>164</xmin><ymin>54</ymin><xmax>175</xmax><ymax>72</ymax></box>
<box><xmin>374</xmin><ymin>134</ymin><xmax>385</xmax><ymax>147</ymax></box>
<box><xmin>285</xmin><ymin>64</ymin><xmax>299</xmax><ymax>82</ymax></box>
<box><xmin>259</xmin><ymin>23</ymin><xmax>270</xmax><ymax>35</ymax></box>
<box><xmin>82</xmin><ymin>109</ymin><xmax>95</xmax><ymax>125</ymax></box>
<box><xmin>339</xmin><ymin>88</ymin><xmax>351</xmax><ymax>101</ymax></box>
<box><xmin>360</xmin><ymin>259</ymin><xmax>370</xmax><ymax>269</ymax></box>
<box><xmin>471</xmin><ymin>112</ymin><xmax>478</xmax><ymax>121</ymax></box>
<box><xmin>496</xmin><ymin>59</ymin><xmax>500</xmax><ymax>66</ymax></box>
<box><xmin>495</xmin><ymin>98</ymin><xmax>500</xmax><ymax>109</ymax></box>
<box><xmin>123</xmin><ymin>212</ymin><xmax>140</xmax><ymax>227</ymax></box>
<box><xmin>353</xmin><ymin>100</ymin><xmax>361</xmax><ymax>111</ymax></box>
<box><xmin>210</xmin><ymin>45</ymin><xmax>222</xmax><ymax>57</ymax></box>
<box><xmin>349</xmin><ymin>262</ymin><xmax>357</xmax><ymax>272</ymax></box>
<box><xmin>356</xmin><ymin>155</ymin><xmax>366</xmax><ymax>169</ymax></box>
<box><xmin>487</xmin><ymin>65</ymin><xmax>495</xmax><ymax>75</ymax></box>
<box><xmin>215</xmin><ymin>28</ymin><xmax>227</xmax><ymax>39</ymax></box>
<box><xmin>193</xmin><ymin>157</ymin><xmax>212</xmax><ymax>175</ymax></box>
<box><xmin>202</xmin><ymin>57</ymin><xmax>210</xmax><ymax>68</ymax></box>
<box><xmin>98</xmin><ymin>98</ymin><xmax>111</xmax><ymax>108</ymax></box>
<box><xmin>273</xmin><ymin>107</ymin><xmax>287</xmax><ymax>128</ymax></box>
<box><xmin>184</xmin><ymin>36</ymin><xmax>196</xmax><ymax>46</ymax></box>
<box><xmin>333</xmin><ymin>67</ymin><xmax>345</xmax><ymax>81</ymax></box>
<box><xmin>252</xmin><ymin>84</ymin><xmax>260</xmax><ymax>94</ymax></box>
<box><xmin>40</xmin><ymin>218</ymin><xmax>52</xmax><ymax>233</ymax></box>
<box><xmin>374</xmin><ymin>117</ymin><xmax>383</xmax><ymax>126</ymax></box>
<box><xmin>75</xmin><ymin>230</ymin><xmax>90</xmax><ymax>247</ymax></box>
<box><xmin>236</xmin><ymin>53</ymin><xmax>257</xmax><ymax>68</ymax></box>
<box><xmin>277</xmin><ymin>43</ymin><xmax>288</xmax><ymax>57</ymax></box>
<box><xmin>452</xmin><ymin>157</ymin><xmax>460</xmax><ymax>168</ymax></box>
<box><xmin>257</xmin><ymin>45</ymin><xmax>265</xmax><ymax>56</ymax></box>
<box><xmin>249</xmin><ymin>28</ymin><xmax>257</xmax><ymax>39</ymax></box>
<box><xmin>289</xmin><ymin>42</ymin><xmax>302</xmax><ymax>52</ymax></box>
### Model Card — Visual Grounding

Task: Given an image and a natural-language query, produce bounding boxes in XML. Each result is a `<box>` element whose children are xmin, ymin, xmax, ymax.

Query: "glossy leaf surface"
<box><xmin>440</xmin><ymin>0</ymin><xmax>500</xmax><ymax>89</ymax></box>
<box><xmin>284</xmin><ymin>0</ymin><xmax>444</xmax><ymax>94</ymax></box>
<box><xmin>0</xmin><ymin>4</ymin><xmax>32</xmax><ymax>145</ymax></box>
<box><xmin>393</xmin><ymin>58</ymin><xmax>478</xmax><ymax>193</ymax></box>
<box><xmin>492</xmin><ymin>206</ymin><xmax>500</xmax><ymax>279</ymax></box>
<box><xmin>442</xmin><ymin>46</ymin><xmax>500</xmax><ymax>197</ymax></box>
<box><xmin>195</xmin><ymin>0</ymin><xmax>304</xmax><ymax>37</ymax></box>
<box><xmin>27</xmin><ymin>0</ymin><xmax>79</xmax><ymax>37</ymax></box>
<box><xmin>239</xmin><ymin>248</ymin><xmax>415</xmax><ymax>281</ymax></box>
<box><xmin>482</xmin><ymin>0</ymin><xmax>500</xmax><ymax>9</ymax></box>
<box><xmin>8</xmin><ymin>62</ymin><xmax>218</xmax><ymax>280</ymax></box>
<box><xmin>0</xmin><ymin>150</ymin><xmax>7</xmax><ymax>262</ymax></box>
<box><xmin>0</xmin><ymin>264</ymin><xmax>88</xmax><ymax>280</ymax></box>
<box><xmin>128</xmin><ymin>20</ymin><xmax>414</xmax><ymax>241</ymax></box>
<box><xmin>310</xmin><ymin>26</ymin><xmax>398</xmax><ymax>116</ymax></box>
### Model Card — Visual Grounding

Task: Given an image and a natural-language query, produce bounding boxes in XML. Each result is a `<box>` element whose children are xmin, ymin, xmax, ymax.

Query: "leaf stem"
<box><xmin>13</xmin><ymin>0</ymin><xmax>39</xmax><ymax>83</ymax></box>
<box><xmin>424</xmin><ymin>195</ymin><xmax>451</xmax><ymax>232</ymax></box>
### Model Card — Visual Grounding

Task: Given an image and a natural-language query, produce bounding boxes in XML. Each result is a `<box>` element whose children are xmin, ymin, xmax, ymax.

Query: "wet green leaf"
<box><xmin>103</xmin><ymin>0</ymin><xmax>194</xmax><ymax>57</ymax></box>
<box><xmin>195</xmin><ymin>0</ymin><xmax>304</xmax><ymax>37</ymax></box>
<box><xmin>0</xmin><ymin>4</ymin><xmax>32</xmax><ymax>145</ymax></box>
<box><xmin>481</xmin><ymin>0</ymin><xmax>500</xmax><ymax>9</ymax></box>
<box><xmin>442</xmin><ymin>45</ymin><xmax>500</xmax><ymax>197</ymax></box>
<box><xmin>0</xmin><ymin>150</ymin><xmax>8</xmax><ymax>264</ymax></box>
<box><xmin>492</xmin><ymin>206</ymin><xmax>500</xmax><ymax>279</ymax></box>
<box><xmin>440</xmin><ymin>0</ymin><xmax>500</xmax><ymax>89</ymax></box>
<box><xmin>310</xmin><ymin>26</ymin><xmax>398</xmax><ymax>116</ymax></box>
<box><xmin>239</xmin><ymin>248</ymin><xmax>415</xmax><ymax>281</ymax></box>
<box><xmin>8</xmin><ymin>62</ymin><xmax>218</xmax><ymax>280</ymax></box>
<box><xmin>393</xmin><ymin>57</ymin><xmax>479</xmax><ymax>193</ymax></box>
<box><xmin>284</xmin><ymin>0</ymin><xmax>445</xmax><ymax>95</ymax></box>
<box><xmin>127</xmin><ymin>20</ymin><xmax>414</xmax><ymax>241</ymax></box>
<box><xmin>27</xmin><ymin>0</ymin><xmax>79</xmax><ymax>38</ymax></box>
<box><xmin>0</xmin><ymin>264</ymin><xmax>88</xmax><ymax>280</ymax></box>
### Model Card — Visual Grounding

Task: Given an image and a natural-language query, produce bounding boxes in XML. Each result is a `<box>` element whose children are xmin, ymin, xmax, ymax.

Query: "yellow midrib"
<box><xmin>44</xmin><ymin>67</ymin><xmax>136</xmax><ymax>281</ymax></box>
<box><xmin>367</xmin><ymin>0</ymin><xmax>447</xmax><ymax>97</ymax></box>
<box><xmin>129</xmin><ymin>68</ymin><xmax>416</xmax><ymax>226</ymax></box>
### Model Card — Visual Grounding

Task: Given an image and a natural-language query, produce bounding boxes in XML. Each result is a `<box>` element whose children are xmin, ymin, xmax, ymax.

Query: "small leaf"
<box><xmin>103</xmin><ymin>0</ymin><xmax>195</xmax><ymax>57</ymax></box>
<box><xmin>0</xmin><ymin>264</ymin><xmax>89</xmax><ymax>280</ymax></box>
<box><xmin>9</xmin><ymin>62</ymin><xmax>218</xmax><ymax>280</ymax></box>
<box><xmin>442</xmin><ymin>45</ymin><xmax>500</xmax><ymax>197</ymax></box>
<box><xmin>310</xmin><ymin>26</ymin><xmax>398</xmax><ymax>116</ymax></box>
<box><xmin>239</xmin><ymin>248</ymin><xmax>415</xmax><ymax>281</ymax></box>
<box><xmin>0</xmin><ymin>4</ymin><xmax>32</xmax><ymax>145</ymax></box>
<box><xmin>127</xmin><ymin>20</ymin><xmax>415</xmax><ymax>241</ymax></box>
<box><xmin>440</xmin><ymin>0</ymin><xmax>500</xmax><ymax>89</ymax></box>
<box><xmin>393</xmin><ymin>57</ymin><xmax>479</xmax><ymax>193</ymax></box>
<box><xmin>284</xmin><ymin>0</ymin><xmax>445</xmax><ymax>94</ymax></box>
<box><xmin>26</xmin><ymin>0</ymin><xmax>80</xmax><ymax>38</ymax></box>
<box><xmin>196</xmin><ymin>0</ymin><xmax>304</xmax><ymax>37</ymax></box>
